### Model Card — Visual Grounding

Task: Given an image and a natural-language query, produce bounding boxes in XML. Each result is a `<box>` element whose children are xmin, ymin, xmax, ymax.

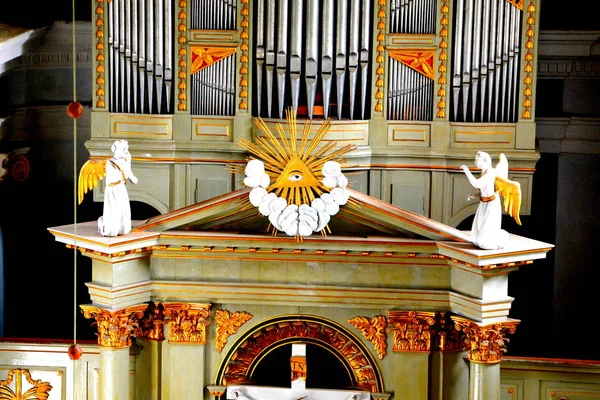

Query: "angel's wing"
<box><xmin>78</xmin><ymin>159</ymin><xmax>107</xmax><ymax>204</ymax></box>
<box><xmin>495</xmin><ymin>175</ymin><xmax>522</xmax><ymax>225</ymax></box>
<box><xmin>495</xmin><ymin>153</ymin><xmax>509</xmax><ymax>179</ymax></box>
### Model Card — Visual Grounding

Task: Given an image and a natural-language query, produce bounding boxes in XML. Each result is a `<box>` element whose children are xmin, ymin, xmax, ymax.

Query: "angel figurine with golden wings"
<box><xmin>78</xmin><ymin>140</ymin><xmax>138</xmax><ymax>236</ymax></box>
<box><xmin>461</xmin><ymin>151</ymin><xmax>522</xmax><ymax>250</ymax></box>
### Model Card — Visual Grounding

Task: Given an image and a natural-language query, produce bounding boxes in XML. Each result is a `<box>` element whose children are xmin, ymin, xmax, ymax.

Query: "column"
<box><xmin>81</xmin><ymin>304</ymin><xmax>148</xmax><ymax>400</ymax></box>
<box><xmin>134</xmin><ymin>302</ymin><xmax>167</xmax><ymax>400</ymax></box>
<box><xmin>451</xmin><ymin>317</ymin><xmax>520</xmax><ymax>400</ymax></box>
<box><xmin>429</xmin><ymin>313</ymin><xmax>469</xmax><ymax>400</ymax></box>
<box><xmin>387</xmin><ymin>311</ymin><xmax>436</xmax><ymax>400</ymax></box>
<box><xmin>161</xmin><ymin>302</ymin><xmax>212</xmax><ymax>400</ymax></box>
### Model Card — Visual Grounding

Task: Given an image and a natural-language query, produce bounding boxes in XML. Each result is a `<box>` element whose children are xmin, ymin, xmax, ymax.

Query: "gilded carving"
<box><xmin>163</xmin><ymin>302</ymin><xmax>212</xmax><ymax>343</ymax></box>
<box><xmin>95</xmin><ymin>0</ymin><xmax>105</xmax><ymax>108</ymax></box>
<box><xmin>348</xmin><ymin>315</ymin><xmax>388</xmax><ymax>359</ymax></box>
<box><xmin>215</xmin><ymin>309</ymin><xmax>253</xmax><ymax>352</ymax></box>
<box><xmin>0</xmin><ymin>369</ymin><xmax>52</xmax><ymax>399</ymax></box>
<box><xmin>522</xmin><ymin>1</ymin><xmax>535</xmax><ymax>119</ymax></box>
<box><xmin>437</xmin><ymin>0</ymin><xmax>449</xmax><ymax>118</ymax></box>
<box><xmin>389</xmin><ymin>51</ymin><xmax>434</xmax><ymax>80</ymax></box>
<box><xmin>177</xmin><ymin>0</ymin><xmax>187</xmax><ymax>111</ymax></box>
<box><xmin>190</xmin><ymin>47</ymin><xmax>237</xmax><ymax>75</ymax></box>
<box><xmin>451</xmin><ymin>317</ymin><xmax>519</xmax><ymax>363</ymax></box>
<box><xmin>374</xmin><ymin>0</ymin><xmax>385</xmax><ymax>113</ymax></box>
<box><xmin>432</xmin><ymin>312</ymin><xmax>468</xmax><ymax>352</ymax></box>
<box><xmin>134</xmin><ymin>301</ymin><xmax>167</xmax><ymax>341</ymax></box>
<box><xmin>239</xmin><ymin>0</ymin><xmax>249</xmax><ymax>110</ymax></box>
<box><xmin>221</xmin><ymin>318</ymin><xmax>381</xmax><ymax>392</ymax></box>
<box><xmin>387</xmin><ymin>310</ymin><xmax>435</xmax><ymax>352</ymax></box>
<box><xmin>81</xmin><ymin>304</ymin><xmax>148</xmax><ymax>348</ymax></box>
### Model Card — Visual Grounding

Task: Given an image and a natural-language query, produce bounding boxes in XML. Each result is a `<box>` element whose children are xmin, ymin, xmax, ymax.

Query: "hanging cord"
<box><xmin>72</xmin><ymin>0</ymin><xmax>78</xmax><ymax>346</ymax></box>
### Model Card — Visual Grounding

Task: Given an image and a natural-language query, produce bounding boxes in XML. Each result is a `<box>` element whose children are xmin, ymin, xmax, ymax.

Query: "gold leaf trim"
<box><xmin>0</xmin><ymin>369</ymin><xmax>52</xmax><ymax>400</ymax></box>
<box><xmin>387</xmin><ymin>310</ymin><xmax>435</xmax><ymax>352</ymax></box>
<box><xmin>163</xmin><ymin>302</ymin><xmax>212</xmax><ymax>343</ymax></box>
<box><xmin>95</xmin><ymin>0</ymin><xmax>105</xmax><ymax>108</ymax></box>
<box><xmin>214</xmin><ymin>309</ymin><xmax>253</xmax><ymax>352</ymax></box>
<box><xmin>81</xmin><ymin>304</ymin><xmax>148</xmax><ymax>348</ymax></box>
<box><xmin>436</xmin><ymin>0</ymin><xmax>449</xmax><ymax>118</ymax></box>
<box><xmin>239</xmin><ymin>0</ymin><xmax>249</xmax><ymax>110</ymax></box>
<box><xmin>451</xmin><ymin>317</ymin><xmax>519</xmax><ymax>363</ymax></box>
<box><xmin>348</xmin><ymin>315</ymin><xmax>388</xmax><ymax>359</ymax></box>
<box><xmin>374</xmin><ymin>0</ymin><xmax>386</xmax><ymax>113</ymax></box>
<box><xmin>522</xmin><ymin>1</ymin><xmax>535</xmax><ymax>119</ymax></box>
<box><xmin>178</xmin><ymin>0</ymin><xmax>188</xmax><ymax>111</ymax></box>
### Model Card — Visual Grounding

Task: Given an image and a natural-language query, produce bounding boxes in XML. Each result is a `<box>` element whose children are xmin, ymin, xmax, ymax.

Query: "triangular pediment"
<box><xmin>133</xmin><ymin>188</ymin><xmax>471</xmax><ymax>243</ymax></box>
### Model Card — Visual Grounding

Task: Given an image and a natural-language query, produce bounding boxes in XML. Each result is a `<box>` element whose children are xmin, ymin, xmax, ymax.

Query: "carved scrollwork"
<box><xmin>0</xmin><ymin>369</ymin><xmax>52</xmax><ymax>399</ymax></box>
<box><xmin>348</xmin><ymin>315</ymin><xmax>388</xmax><ymax>359</ymax></box>
<box><xmin>215</xmin><ymin>309</ymin><xmax>253</xmax><ymax>352</ymax></box>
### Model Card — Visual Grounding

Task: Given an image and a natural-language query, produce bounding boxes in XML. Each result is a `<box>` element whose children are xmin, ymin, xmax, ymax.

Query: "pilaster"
<box><xmin>134</xmin><ymin>302</ymin><xmax>167</xmax><ymax>400</ymax></box>
<box><xmin>80</xmin><ymin>304</ymin><xmax>148</xmax><ymax>400</ymax></box>
<box><xmin>387</xmin><ymin>311</ymin><xmax>436</xmax><ymax>400</ymax></box>
<box><xmin>161</xmin><ymin>302</ymin><xmax>212</xmax><ymax>400</ymax></box>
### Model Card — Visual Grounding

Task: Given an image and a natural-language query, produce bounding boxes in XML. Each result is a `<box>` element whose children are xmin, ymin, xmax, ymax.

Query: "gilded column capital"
<box><xmin>387</xmin><ymin>310</ymin><xmax>436</xmax><ymax>352</ymax></box>
<box><xmin>81</xmin><ymin>304</ymin><xmax>148</xmax><ymax>348</ymax></box>
<box><xmin>433</xmin><ymin>312</ymin><xmax>468</xmax><ymax>352</ymax></box>
<box><xmin>451</xmin><ymin>316</ymin><xmax>520</xmax><ymax>364</ymax></box>
<box><xmin>214</xmin><ymin>309</ymin><xmax>253</xmax><ymax>352</ymax></box>
<box><xmin>163</xmin><ymin>302</ymin><xmax>212</xmax><ymax>343</ymax></box>
<box><xmin>134</xmin><ymin>302</ymin><xmax>167</xmax><ymax>341</ymax></box>
<box><xmin>348</xmin><ymin>315</ymin><xmax>388</xmax><ymax>359</ymax></box>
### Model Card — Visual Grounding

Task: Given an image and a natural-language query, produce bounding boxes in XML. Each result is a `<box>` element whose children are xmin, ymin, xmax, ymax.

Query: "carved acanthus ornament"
<box><xmin>163</xmin><ymin>302</ymin><xmax>212</xmax><ymax>343</ymax></box>
<box><xmin>387</xmin><ymin>311</ymin><xmax>436</xmax><ymax>352</ymax></box>
<box><xmin>451</xmin><ymin>317</ymin><xmax>519</xmax><ymax>364</ymax></box>
<box><xmin>348</xmin><ymin>315</ymin><xmax>388</xmax><ymax>359</ymax></box>
<box><xmin>134</xmin><ymin>302</ymin><xmax>167</xmax><ymax>341</ymax></box>
<box><xmin>81</xmin><ymin>304</ymin><xmax>148</xmax><ymax>348</ymax></box>
<box><xmin>214</xmin><ymin>309</ymin><xmax>253</xmax><ymax>352</ymax></box>
<box><xmin>0</xmin><ymin>369</ymin><xmax>52</xmax><ymax>399</ymax></box>
<box><xmin>433</xmin><ymin>312</ymin><xmax>468</xmax><ymax>352</ymax></box>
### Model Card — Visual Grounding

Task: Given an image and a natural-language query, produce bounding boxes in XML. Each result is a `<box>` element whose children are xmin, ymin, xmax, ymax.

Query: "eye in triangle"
<box><xmin>271</xmin><ymin>155</ymin><xmax>321</xmax><ymax>189</ymax></box>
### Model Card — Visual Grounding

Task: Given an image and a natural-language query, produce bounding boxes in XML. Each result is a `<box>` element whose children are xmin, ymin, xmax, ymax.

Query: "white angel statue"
<box><xmin>78</xmin><ymin>140</ymin><xmax>138</xmax><ymax>236</ymax></box>
<box><xmin>460</xmin><ymin>151</ymin><xmax>522</xmax><ymax>250</ymax></box>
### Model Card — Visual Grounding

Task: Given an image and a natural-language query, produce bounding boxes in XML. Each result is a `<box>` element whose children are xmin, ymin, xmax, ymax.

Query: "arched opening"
<box><xmin>216</xmin><ymin>315</ymin><xmax>383</xmax><ymax>394</ymax></box>
<box><xmin>250</xmin><ymin>341</ymin><xmax>353</xmax><ymax>390</ymax></box>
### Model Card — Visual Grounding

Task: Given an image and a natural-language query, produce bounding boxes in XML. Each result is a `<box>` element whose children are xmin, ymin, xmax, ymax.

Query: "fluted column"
<box><xmin>161</xmin><ymin>302</ymin><xmax>212</xmax><ymax>400</ymax></box>
<box><xmin>81</xmin><ymin>304</ymin><xmax>148</xmax><ymax>400</ymax></box>
<box><xmin>387</xmin><ymin>310</ymin><xmax>436</xmax><ymax>400</ymax></box>
<box><xmin>451</xmin><ymin>317</ymin><xmax>520</xmax><ymax>400</ymax></box>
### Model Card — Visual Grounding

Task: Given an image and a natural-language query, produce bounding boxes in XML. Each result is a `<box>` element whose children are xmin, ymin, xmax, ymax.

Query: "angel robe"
<box><xmin>471</xmin><ymin>169</ymin><xmax>509</xmax><ymax>250</ymax></box>
<box><xmin>98</xmin><ymin>158</ymin><xmax>133</xmax><ymax>236</ymax></box>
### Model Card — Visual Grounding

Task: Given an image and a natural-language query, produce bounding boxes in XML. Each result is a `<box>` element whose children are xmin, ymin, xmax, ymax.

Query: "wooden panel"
<box><xmin>388</xmin><ymin>122</ymin><xmax>431</xmax><ymax>147</ymax></box>
<box><xmin>500</xmin><ymin>380</ymin><xmax>522</xmax><ymax>400</ymax></box>
<box><xmin>255</xmin><ymin>119</ymin><xmax>369</xmax><ymax>147</ymax></box>
<box><xmin>192</xmin><ymin>117</ymin><xmax>233</xmax><ymax>142</ymax></box>
<box><xmin>111</xmin><ymin>115</ymin><xmax>173</xmax><ymax>140</ymax></box>
<box><xmin>387</xmin><ymin>34</ymin><xmax>435</xmax><ymax>46</ymax></box>
<box><xmin>451</xmin><ymin>123</ymin><xmax>515</xmax><ymax>149</ymax></box>
<box><xmin>381</xmin><ymin>170</ymin><xmax>431</xmax><ymax>217</ymax></box>
<box><xmin>189</xmin><ymin>164</ymin><xmax>234</xmax><ymax>204</ymax></box>
<box><xmin>190</xmin><ymin>30</ymin><xmax>236</xmax><ymax>43</ymax></box>
<box><xmin>543</xmin><ymin>381</ymin><xmax>600</xmax><ymax>399</ymax></box>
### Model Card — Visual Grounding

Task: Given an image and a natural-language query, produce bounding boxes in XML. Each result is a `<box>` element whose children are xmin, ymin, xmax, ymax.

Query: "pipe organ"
<box><xmin>191</xmin><ymin>0</ymin><xmax>237</xmax><ymax>30</ymax></box>
<box><xmin>451</xmin><ymin>0</ymin><xmax>523</xmax><ymax>122</ymax></box>
<box><xmin>107</xmin><ymin>0</ymin><xmax>174</xmax><ymax>114</ymax></box>
<box><xmin>253</xmin><ymin>0</ymin><xmax>372</xmax><ymax>120</ymax></box>
<box><xmin>91</xmin><ymin>0</ymin><xmax>541</xmax><ymax>226</ymax></box>
<box><xmin>389</xmin><ymin>0</ymin><xmax>437</xmax><ymax>34</ymax></box>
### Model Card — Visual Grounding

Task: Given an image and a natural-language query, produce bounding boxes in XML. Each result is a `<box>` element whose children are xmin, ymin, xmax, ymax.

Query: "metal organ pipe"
<box><xmin>451</xmin><ymin>0</ymin><xmax>523</xmax><ymax>122</ymax></box>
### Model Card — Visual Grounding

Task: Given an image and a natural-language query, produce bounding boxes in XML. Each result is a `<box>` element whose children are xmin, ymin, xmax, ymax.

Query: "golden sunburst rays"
<box><xmin>235</xmin><ymin>108</ymin><xmax>356</xmax><ymax>207</ymax></box>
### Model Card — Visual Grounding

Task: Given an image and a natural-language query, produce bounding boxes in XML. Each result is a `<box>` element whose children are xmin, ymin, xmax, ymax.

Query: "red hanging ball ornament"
<box><xmin>67</xmin><ymin>101</ymin><xmax>84</xmax><ymax>119</ymax></box>
<box><xmin>68</xmin><ymin>343</ymin><xmax>83</xmax><ymax>360</ymax></box>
